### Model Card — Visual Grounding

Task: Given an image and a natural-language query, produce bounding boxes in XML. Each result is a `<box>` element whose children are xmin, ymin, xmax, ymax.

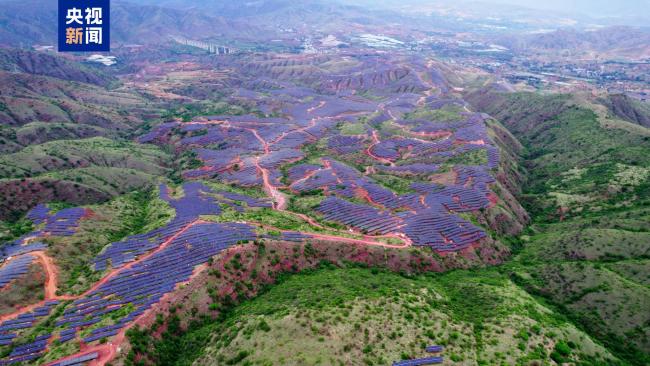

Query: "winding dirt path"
<box><xmin>31</xmin><ymin>251</ymin><xmax>62</xmax><ymax>300</ymax></box>
<box><xmin>0</xmin><ymin>251</ymin><xmax>75</xmax><ymax>324</ymax></box>
<box><xmin>43</xmin><ymin>264</ymin><xmax>210</xmax><ymax>366</ymax></box>
<box><xmin>81</xmin><ymin>219</ymin><xmax>208</xmax><ymax>297</ymax></box>
<box><xmin>246</xmin><ymin>127</ymin><xmax>289</xmax><ymax>210</ymax></box>
<box><xmin>39</xmin><ymin>111</ymin><xmax>416</xmax><ymax>365</ymax></box>
<box><xmin>366</xmin><ymin>130</ymin><xmax>395</xmax><ymax>166</ymax></box>
<box><xmin>2</xmin><ymin>219</ymin><xmax>210</xmax><ymax>366</ymax></box>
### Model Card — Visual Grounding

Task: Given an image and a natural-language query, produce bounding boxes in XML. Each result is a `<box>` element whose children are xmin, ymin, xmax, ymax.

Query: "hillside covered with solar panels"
<box><xmin>1</xmin><ymin>3</ymin><xmax>650</xmax><ymax>365</ymax></box>
<box><xmin>0</xmin><ymin>50</ymin><xmax>530</xmax><ymax>366</ymax></box>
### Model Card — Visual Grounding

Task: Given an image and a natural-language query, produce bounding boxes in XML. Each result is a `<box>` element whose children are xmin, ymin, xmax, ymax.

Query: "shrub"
<box><xmin>554</xmin><ymin>341</ymin><xmax>571</xmax><ymax>356</ymax></box>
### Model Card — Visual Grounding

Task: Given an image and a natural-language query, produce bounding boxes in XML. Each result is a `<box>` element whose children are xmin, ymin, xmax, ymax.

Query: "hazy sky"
<box><xmin>483</xmin><ymin>0</ymin><xmax>650</xmax><ymax>18</ymax></box>
<box><xmin>347</xmin><ymin>0</ymin><xmax>650</xmax><ymax>19</ymax></box>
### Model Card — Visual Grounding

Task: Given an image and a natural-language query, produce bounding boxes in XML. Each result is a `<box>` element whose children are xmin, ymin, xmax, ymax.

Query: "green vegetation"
<box><xmin>0</xmin><ymin>137</ymin><xmax>172</xmax><ymax>219</ymax></box>
<box><xmin>286</xmin><ymin>191</ymin><xmax>326</xmax><ymax>215</ymax></box>
<box><xmin>0</xmin><ymin>67</ymin><xmax>152</xmax><ymax>152</ymax></box>
<box><xmin>469</xmin><ymin>90</ymin><xmax>650</xmax><ymax>364</ymax></box>
<box><xmin>370</xmin><ymin>174</ymin><xmax>416</xmax><ymax>195</ymax></box>
<box><xmin>0</xmin><ymin>216</ymin><xmax>33</xmax><ymax>244</ymax></box>
<box><xmin>48</xmin><ymin>188</ymin><xmax>174</xmax><ymax>294</ymax></box>
<box><xmin>162</xmin><ymin>101</ymin><xmax>257</xmax><ymax>122</ymax></box>
<box><xmin>204</xmin><ymin>180</ymin><xmax>267</xmax><ymax>199</ymax></box>
<box><xmin>205</xmin><ymin>207</ymin><xmax>319</xmax><ymax>232</ymax></box>
<box><xmin>43</xmin><ymin>167</ymin><xmax>163</xmax><ymax>196</ymax></box>
<box><xmin>0</xmin><ymin>137</ymin><xmax>170</xmax><ymax>179</ymax></box>
<box><xmin>404</xmin><ymin>105</ymin><xmax>464</xmax><ymax>122</ymax></box>
<box><xmin>339</xmin><ymin>122</ymin><xmax>366</xmax><ymax>136</ymax></box>
<box><xmin>127</xmin><ymin>265</ymin><xmax>617</xmax><ymax>366</ymax></box>
<box><xmin>446</xmin><ymin>148</ymin><xmax>488</xmax><ymax>166</ymax></box>
<box><xmin>0</xmin><ymin>262</ymin><xmax>45</xmax><ymax>316</ymax></box>
<box><xmin>203</xmin><ymin>205</ymin><xmax>394</xmax><ymax>244</ymax></box>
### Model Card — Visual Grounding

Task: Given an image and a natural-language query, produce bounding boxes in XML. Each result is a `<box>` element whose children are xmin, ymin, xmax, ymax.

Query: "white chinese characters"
<box><xmin>85</xmin><ymin>8</ymin><xmax>103</xmax><ymax>25</ymax></box>
<box><xmin>65</xmin><ymin>8</ymin><xmax>83</xmax><ymax>25</ymax></box>
<box><xmin>64</xmin><ymin>6</ymin><xmax>105</xmax><ymax>46</ymax></box>
<box><xmin>86</xmin><ymin>27</ymin><xmax>103</xmax><ymax>44</ymax></box>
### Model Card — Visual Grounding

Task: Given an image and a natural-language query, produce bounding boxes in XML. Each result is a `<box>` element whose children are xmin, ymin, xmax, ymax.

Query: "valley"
<box><xmin>0</xmin><ymin>1</ymin><xmax>648</xmax><ymax>365</ymax></box>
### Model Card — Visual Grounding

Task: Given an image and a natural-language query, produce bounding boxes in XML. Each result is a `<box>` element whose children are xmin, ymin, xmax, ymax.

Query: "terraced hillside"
<box><xmin>0</xmin><ymin>49</ymin><xmax>535</xmax><ymax>366</ymax></box>
<box><xmin>0</xmin><ymin>19</ymin><xmax>647</xmax><ymax>366</ymax></box>
<box><xmin>116</xmin><ymin>79</ymin><xmax>650</xmax><ymax>366</ymax></box>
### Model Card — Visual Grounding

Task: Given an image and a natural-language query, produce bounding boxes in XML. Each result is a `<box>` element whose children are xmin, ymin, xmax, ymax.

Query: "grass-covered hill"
<box><xmin>467</xmin><ymin>89</ymin><xmax>650</xmax><ymax>364</ymax></box>
<box><xmin>127</xmin><ymin>262</ymin><xmax>619</xmax><ymax>366</ymax></box>
<box><xmin>0</xmin><ymin>137</ymin><xmax>172</xmax><ymax>219</ymax></box>
<box><xmin>120</xmin><ymin>89</ymin><xmax>650</xmax><ymax>366</ymax></box>
<box><xmin>0</xmin><ymin>72</ymin><xmax>143</xmax><ymax>141</ymax></box>
<box><xmin>466</xmin><ymin>89</ymin><xmax>650</xmax><ymax>220</ymax></box>
<box><xmin>0</xmin><ymin>50</ymin><xmax>168</xmax><ymax>153</ymax></box>
<box><xmin>0</xmin><ymin>51</ymin><xmax>175</xmax><ymax>219</ymax></box>
<box><xmin>599</xmin><ymin>94</ymin><xmax>650</xmax><ymax>128</ymax></box>
<box><xmin>197</xmin><ymin>267</ymin><xmax>616</xmax><ymax>366</ymax></box>
<box><xmin>0</xmin><ymin>49</ymin><xmax>116</xmax><ymax>87</ymax></box>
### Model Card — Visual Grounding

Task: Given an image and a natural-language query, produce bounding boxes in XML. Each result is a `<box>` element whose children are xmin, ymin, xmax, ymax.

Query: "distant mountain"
<box><xmin>126</xmin><ymin>0</ymin><xmax>391</xmax><ymax>34</ymax></box>
<box><xmin>0</xmin><ymin>49</ymin><xmax>115</xmax><ymax>86</ymax></box>
<box><xmin>110</xmin><ymin>2</ymin><xmax>261</xmax><ymax>42</ymax></box>
<box><xmin>600</xmin><ymin>94</ymin><xmax>650</xmax><ymax>128</ymax></box>
<box><xmin>127</xmin><ymin>0</ymin><xmax>366</xmax><ymax>19</ymax></box>
<box><xmin>0</xmin><ymin>0</ymin><xmax>261</xmax><ymax>47</ymax></box>
<box><xmin>498</xmin><ymin>26</ymin><xmax>650</xmax><ymax>59</ymax></box>
<box><xmin>0</xmin><ymin>69</ymin><xmax>151</xmax><ymax>151</ymax></box>
<box><xmin>487</xmin><ymin>0</ymin><xmax>650</xmax><ymax>19</ymax></box>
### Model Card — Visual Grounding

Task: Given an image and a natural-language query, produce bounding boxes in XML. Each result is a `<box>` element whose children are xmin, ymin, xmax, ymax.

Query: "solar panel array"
<box><xmin>370</xmin><ymin>137</ymin><xmax>451</xmax><ymax>162</ymax></box>
<box><xmin>425</xmin><ymin>345</ymin><xmax>443</xmax><ymax>353</ymax></box>
<box><xmin>25</xmin><ymin>204</ymin><xmax>50</xmax><ymax>225</ymax></box>
<box><xmin>1</xmin><ymin>205</ymin><xmax>86</xmax><ymax>261</ymax></box>
<box><xmin>0</xmin><ymin>301</ymin><xmax>59</xmax><ymax>364</ymax></box>
<box><xmin>143</xmin><ymin>107</ymin><xmax>502</xmax><ymax>254</ymax></box>
<box><xmin>286</xmin><ymin>152</ymin><xmax>499</xmax><ymax>250</ymax></box>
<box><xmin>218</xmin><ymin>191</ymin><xmax>273</xmax><ymax>209</ymax></box>
<box><xmin>184</xmin><ymin>148</ymin><xmax>241</xmax><ymax>178</ymax></box>
<box><xmin>0</xmin><ymin>255</ymin><xmax>34</xmax><ymax>288</ymax></box>
<box><xmin>318</xmin><ymin>197</ymin><xmax>403</xmax><ymax>235</ymax></box>
<box><xmin>56</xmin><ymin>222</ymin><xmax>256</xmax><ymax>351</ymax></box>
<box><xmin>43</xmin><ymin>208</ymin><xmax>87</xmax><ymax>236</ymax></box>
<box><xmin>50</xmin><ymin>352</ymin><xmax>98</xmax><ymax>366</ymax></box>
<box><xmin>287</xmin><ymin>164</ymin><xmax>320</xmax><ymax>183</ymax></box>
<box><xmin>259</xmin><ymin>149</ymin><xmax>305</xmax><ymax>169</ymax></box>
<box><xmin>281</xmin><ymin>144</ymin><xmax>497</xmax><ymax>250</ymax></box>
<box><xmin>392</xmin><ymin>356</ymin><xmax>444</xmax><ymax>366</ymax></box>
<box><xmin>403</xmin><ymin>210</ymin><xmax>486</xmax><ymax>251</ymax></box>
<box><xmin>95</xmin><ymin>182</ymin><xmax>269</xmax><ymax>271</ymax></box>
<box><xmin>0</xmin><ymin>182</ymin><xmax>261</xmax><ymax>363</ymax></box>
<box><xmin>385</xmin><ymin>302</ymin><xmax>446</xmax><ymax>366</ymax></box>
<box><xmin>0</xmin><ymin>239</ymin><xmax>47</xmax><ymax>263</ymax></box>
<box><xmin>137</xmin><ymin>122</ymin><xmax>179</xmax><ymax>143</ymax></box>
<box><xmin>328</xmin><ymin>135</ymin><xmax>366</xmax><ymax>154</ymax></box>
<box><xmin>141</xmin><ymin>113</ymin><xmax>337</xmax><ymax>192</ymax></box>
